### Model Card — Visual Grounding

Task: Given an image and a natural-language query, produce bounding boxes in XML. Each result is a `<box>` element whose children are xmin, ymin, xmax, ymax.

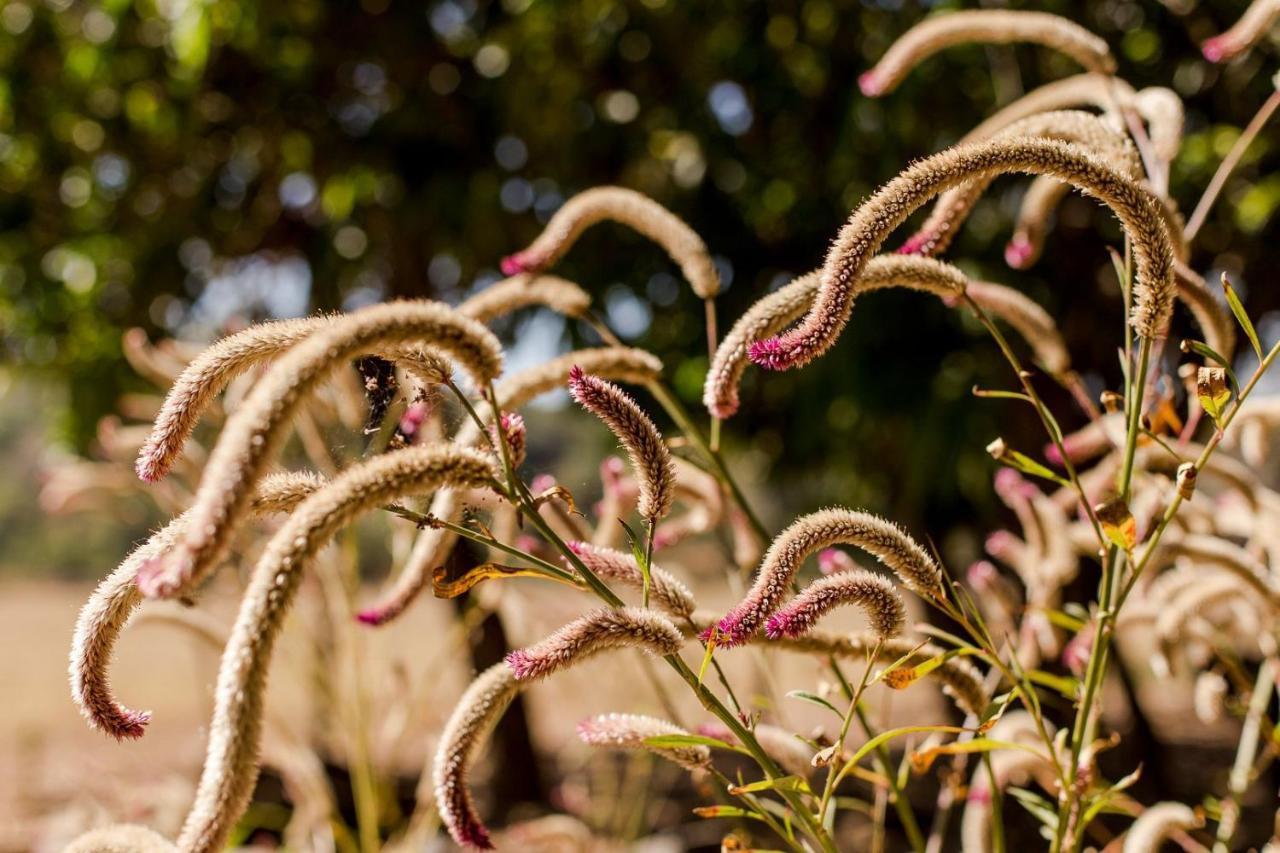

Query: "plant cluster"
<box><xmin>60</xmin><ymin>5</ymin><xmax>1280</xmax><ymax>851</ymax></box>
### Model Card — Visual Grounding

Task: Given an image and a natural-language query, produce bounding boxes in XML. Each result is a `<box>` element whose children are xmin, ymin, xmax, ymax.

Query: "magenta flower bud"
<box><xmin>818</xmin><ymin>547</ymin><xmax>855</xmax><ymax>576</ymax></box>
<box><xmin>897</xmin><ymin>231</ymin><xmax>933</xmax><ymax>255</ymax></box>
<box><xmin>858</xmin><ymin>70</ymin><xmax>884</xmax><ymax>97</ymax></box>
<box><xmin>529</xmin><ymin>473</ymin><xmax>557</xmax><ymax>493</ymax></box>
<box><xmin>489</xmin><ymin>411</ymin><xmax>526</xmax><ymax>467</ymax></box>
<box><xmin>499</xmin><ymin>249</ymin><xmax>542</xmax><ymax>277</ymax></box>
<box><xmin>398</xmin><ymin>401</ymin><xmax>429</xmax><ymax>439</ymax></box>
<box><xmin>967</xmin><ymin>559</ymin><xmax>998</xmax><ymax>588</ymax></box>
<box><xmin>1004</xmin><ymin>235</ymin><xmax>1035</xmax><ymax>269</ymax></box>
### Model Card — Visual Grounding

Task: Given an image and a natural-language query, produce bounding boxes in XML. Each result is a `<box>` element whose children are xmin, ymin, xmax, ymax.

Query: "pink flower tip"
<box><xmin>456</xmin><ymin>821</ymin><xmax>494</xmax><ymax>850</ymax></box>
<box><xmin>135</xmin><ymin>553</ymin><xmax>187</xmax><ymax>599</ymax></box>
<box><xmin>505</xmin><ymin>650</ymin><xmax>536</xmax><ymax>679</ymax></box>
<box><xmin>112</xmin><ymin>709</ymin><xmax>152</xmax><ymax>740</ymax></box>
<box><xmin>985</xmin><ymin>530</ymin><xmax>1018</xmax><ymax>557</ymax></box>
<box><xmin>967</xmin><ymin>560</ymin><xmax>997</xmax><ymax>587</ymax></box>
<box><xmin>818</xmin><ymin>547</ymin><xmax>853</xmax><ymax>575</ymax></box>
<box><xmin>747</xmin><ymin>337</ymin><xmax>795</xmax><ymax>371</ymax></box>
<box><xmin>652</xmin><ymin>529</ymin><xmax>675</xmax><ymax>550</ymax></box>
<box><xmin>703</xmin><ymin>614</ymin><xmax>751</xmax><ymax>648</ymax></box>
<box><xmin>1200</xmin><ymin>37</ymin><xmax>1229</xmax><ymax>63</ymax></box>
<box><xmin>398</xmin><ymin>401</ymin><xmax>429</xmax><ymax>436</ymax></box>
<box><xmin>897</xmin><ymin>232</ymin><xmax>931</xmax><ymax>255</ymax></box>
<box><xmin>1004</xmin><ymin>236</ymin><xmax>1034</xmax><ymax>269</ymax></box>
<box><xmin>355</xmin><ymin>607</ymin><xmax>391</xmax><ymax>627</ymax></box>
<box><xmin>530</xmin><ymin>473</ymin><xmax>556</xmax><ymax>492</ymax></box>
<box><xmin>763</xmin><ymin>612</ymin><xmax>799</xmax><ymax>640</ymax></box>
<box><xmin>500</xmin><ymin>251</ymin><xmax>537</xmax><ymax>277</ymax></box>
<box><xmin>857</xmin><ymin>71</ymin><xmax>883</xmax><ymax>97</ymax></box>
<box><xmin>1044</xmin><ymin>442</ymin><xmax>1064</xmax><ymax>466</ymax></box>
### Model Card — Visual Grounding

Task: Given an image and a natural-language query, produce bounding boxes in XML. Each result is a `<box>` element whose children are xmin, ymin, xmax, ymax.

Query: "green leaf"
<box><xmin>692</xmin><ymin>805</ymin><xmax>767</xmax><ymax>822</ymax></box>
<box><xmin>909</xmin><ymin>738</ymin><xmax>1051</xmax><ymax>774</ymax></box>
<box><xmin>696</xmin><ymin>633</ymin><xmax>717</xmax><ymax>689</ymax></box>
<box><xmin>1221</xmin><ymin>273</ymin><xmax>1263</xmax><ymax>361</ymax></box>
<box><xmin>1042</xmin><ymin>608</ymin><xmax>1086</xmax><ymax>633</ymax></box>
<box><xmin>1008</xmin><ymin>786</ymin><xmax>1059</xmax><ymax>830</ymax></box>
<box><xmin>729</xmin><ymin>774</ymin><xmax>811</xmax><ymax>795</ymax></box>
<box><xmin>1025</xmin><ymin>669</ymin><xmax>1080</xmax><ymax>698</ymax></box>
<box><xmin>644</xmin><ymin>734</ymin><xmax>752</xmax><ymax>756</ymax></box>
<box><xmin>843</xmin><ymin>724</ymin><xmax>969</xmax><ymax>773</ymax></box>
<box><xmin>786</xmin><ymin>690</ymin><xmax>843</xmax><ymax>717</ymax></box>
<box><xmin>619</xmin><ymin>518</ymin><xmax>652</xmax><ymax>608</ymax></box>
<box><xmin>1181</xmin><ymin>340</ymin><xmax>1240</xmax><ymax>393</ymax></box>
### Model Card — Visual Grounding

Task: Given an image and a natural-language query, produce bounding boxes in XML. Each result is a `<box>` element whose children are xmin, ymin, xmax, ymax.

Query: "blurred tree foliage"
<box><xmin>1</xmin><ymin>0</ymin><xmax>1277</xmax><ymax>538</ymax></box>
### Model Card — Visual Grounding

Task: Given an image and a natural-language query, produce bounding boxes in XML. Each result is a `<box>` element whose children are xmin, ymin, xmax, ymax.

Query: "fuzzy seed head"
<box><xmin>764</xmin><ymin>569</ymin><xmax>906</xmax><ymax>640</ymax></box>
<box><xmin>576</xmin><ymin>713</ymin><xmax>710</xmax><ymax>770</ymax></box>
<box><xmin>566</xmin><ymin>541</ymin><xmax>697</xmax><ymax>618</ymax></box>
<box><xmin>568</xmin><ymin>366</ymin><xmax>674</xmax><ymax>522</ymax></box>
<box><xmin>707</xmin><ymin>508</ymin><xmax>941</xmax><ymax>647</ymax></box>
<box><xmin>506</xmin><ymin>607</ymin><xmax>684</xmax><ymax>681</ymax></box>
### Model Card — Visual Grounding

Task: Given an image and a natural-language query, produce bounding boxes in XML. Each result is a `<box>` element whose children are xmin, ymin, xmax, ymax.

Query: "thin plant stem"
<box><xmin>1214</xmin><ymin>657</ymin><xmax>1276</xmax><ymax>852</ymax></box>
<box><xmin>1185</xmin><ymin>89</ymin><xmax>1280</xmax><ymax>243</ymax></box>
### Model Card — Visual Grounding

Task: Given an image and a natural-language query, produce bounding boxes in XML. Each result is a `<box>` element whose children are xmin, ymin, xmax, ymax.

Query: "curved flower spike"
<box><xmin>577</xmin><ymin>713</ymin><xmax>711</xmax><ymax>770</ymax></box>
<box><xmin>1122</xmin><ymin>802</ymin><xmax>1202</xmax><ymax>853</ymax></box>
<box><xmin>505</xmin><ymin>607</ymin><xmax>684</xmax><ymax>681</ymax></box>
<box><xmin>568</xmin><ymin>366</ymin><xmax>674</xmax><ymax>523</ymax></box>
<box><xmin>137</xmin><ymin>301</ymin><xmax>502</xmax><ymax>601</ymax></box>
<box><xmin>765</xmin><ymin>569</ymin><xmax>906</xmax><ymax>640</ymax></box>
<box><xmin>64</xmin><ymin>824</ymin><xmax>177</xmax><ymax>852</ymax></box>
<box><xmin>500</xmin><ymin>186</ymin><xmax>721</xmax><ymax>300</ymax></box>
<box><xmin>69</xmin><ymin>470</ymin><xmax>325</xmax><ymax>740</ymax></box>
<box><xmin>457</xmin><ymin>274</ymin><xmax>591</xmax><ymax>323</ymax></box>
<box><xmin>858</xmin><ymin>10</ymin><xmax>1115</xmax><ymax>98</ymax></box>
<box><xmin>1202</xmin><ymin>0</ymin><xmax>1280</xmax><ymax>62</ymax></box>
<box><xmin>704</xmin><ymin>255</ymin><xmax>1072</xmax><ymax>419</ymax></box>
<box><xmin>748</xmin><ymin>137</ymin><xmax>1176</xmax><ymax>370</ymax></box>
<box><xmin>360</xmin><ymin>347</ymin><xmax>663</xmax><ymax>627</ymax></box>
<box><xmin>900</xmin><ymin>110</ymin><xmax>1139</xmax><ymax>258</ymax></box>
<box><xmin>135</xmin><ymin>276</ymin><xmax>581</xmax><ymax>484</ymax></box>
<box><xmin>434</xmin><ymin>663</ymin><xmax>520</xmax><ymax>849</ymax></box>
<box><xmin>706</xmin><ymin>508</ymin><xmax>941</xmax><ymax>647</ymax></box>
<box><xmin>489</xmin><ymin>411</ymin><xmax>527</xmax><ymax>468</ymax></box>
<box><xmin>177</xmin><ymin>445</ymin><xmax>497</xmax><ymax>853</ymax></box>
<box><xmin>566</xmin><ymin>541</ymin><xmax>697</xmax><ymax>619</ymax></box>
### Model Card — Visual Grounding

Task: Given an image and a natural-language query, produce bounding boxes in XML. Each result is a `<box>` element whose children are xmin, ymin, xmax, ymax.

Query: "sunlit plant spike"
<box><xmin>1220</xmin><ymin>273</ymin><xmax>1262</xmax><ymax>361</ymax></box>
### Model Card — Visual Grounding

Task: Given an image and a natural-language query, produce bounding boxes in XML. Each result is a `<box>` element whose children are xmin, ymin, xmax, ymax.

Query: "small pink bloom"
<box><xmin>897</xmin><ymin>232</ymin><xmax>932</xmax><ymax>255</ymax></box>
<box><xmin>1004</xmin><ymin>235</ymin><xmax>1034</xmax><ymax>269</ymax></box>
<box><xmin>858</xmin><ymin>70</ymin><xmax>884</xmax><ymax>97</ymax></box>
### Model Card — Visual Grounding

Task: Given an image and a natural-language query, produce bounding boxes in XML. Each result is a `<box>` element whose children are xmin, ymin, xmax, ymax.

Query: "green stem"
<box><xmin>1214</xmin><ymin>657</ymin><xmax>1275</xmax><ymax>852</ymax></box>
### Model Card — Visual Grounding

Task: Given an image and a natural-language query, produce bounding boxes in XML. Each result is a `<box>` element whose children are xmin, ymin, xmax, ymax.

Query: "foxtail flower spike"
<box><xmin>359</xmin><ymin>347</ymin><xmax>663</xmax><ymax>627</ymax></box>
<box><xmin>135</xmin><ymin>277</ymin><xmax>579</xmax><ymax>484</ymax></box>
<box><xmin>900</xmin><ymin>111</ymin><xmax>1138</xmax><ymax>258</ymax></box>
<box><xmin>1121</xmin><ymin>802</ymin><xmax>1202</xmax><ymax>853</ymax></box>
<box><xmin>577</xmin><ymin>713</ymin><xmax>711</xmax><ymax>770</ymax></box>
<box><xmin>506</xmin><ymin>607</ymin><xmax>684</xmax><ymax>681</ymax></box>
<box><xmin>705</xmin><ymin>254</ymin><xmax>1070</xmax><ymax>419</ymax></box>
<box><xmin>434</xmin><ymin>663</ymin><xmax>520</xmax><ymax>849</ymax></box>
<box><xmin>457</xmin><ymin>274</ymin><xmax>591</xmax><ymax>323</ymax></box>
<box><xmin>64</xmin><ymin>825</ymin><xmax>177</xmax><ymax>852</ymax></box>
<box><xmin>439</xmin><ymin>610</ymin><xmax>682</xmax><ymax>848</ymax></box>
<box><xmin>69</xmin><ymin>471</ymin><xmax>325</xmax><ymax>740</ymax></box>
<box><xmin>568</xmin><ymin>366</ymin><xmax>675</xmax><ymax>523</ymax></box>
<box><xmin>500</xmin><ymin>186</ymin><xmax>720</xmax><ymax>300</ymax></box>
<box><xmin>565</xmin><ymin>541</ymin><xmax>697</xmax><ymax>619</ymax></box>
<box><xmin>747</xmin><ymin>137</ymin><xmax>1176</xmax><ymax>371</ymax></box>
<box><xmin>136</xmin><ymin>301</ymin><xmax>502</xmax><ymax>601</ymax></box>
<box><xmin>858</xmin><ymin>10</ymin><xmax>1115</xmax><ymax>98</ymax></box>
<box><xmin>177</xmin><ymin>446</ymin><xmax>497</xmax><ymax>853</ymax></box>
<box><xmin>705</xmin><ymin>508</ymin><xmax>941</xmax><ymax>647</ymax></box>
<box><xmin>764</xmin><ymin>569</ymin><xmax>906</xmax><ymax>640</ymax></box>
<box><xmin>1201</xmin><ymin>0</ymin><xmax>1280</xmax><ymax>62</ymax></box>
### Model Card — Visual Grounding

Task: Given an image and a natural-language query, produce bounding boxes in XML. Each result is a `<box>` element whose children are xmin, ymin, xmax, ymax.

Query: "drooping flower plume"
<box><xmin>1121</xmin><ymin>802</ymin><xmax>1202</xmax><ymax>853</ymax></box>
<box><xmin>176</xmin><ymin>445</ymin><xmax>497</xmax><ymax>853</ymax></box>
<box><xmin>505</xmin><ymin>607</ymin><xmax>684</xmax><ymax>681</ymax></box>
<box><xmin>764</xmin><ymin>569</ymin><xmax>906</xmax><ymax>640</ymax></box>
<box><xmin>747</xmin><ymin>138</ymin><xmax>1176</xmax><ymax>371</ymax></box>
<box><xmin>568</xmin><ymin>365</ymin><xmax>675</xmax><ymax>523</ymax></box>
<box><xmin>433</xmin><ymin>662</ymin><xmax>520</xmax><ymax>850</ymax></box>
<box><xmin>565</xmin><ymin>541</ymin><xmax>697</xmax><ymax>619</ymax></box>
<box><xmin>577</xmin><ymin>713</ymin><xmax>711</xmax><ymax>770</ymax></box>
<box><xmin>500</xmin><ymin>185</ymin><xmax>721</xmax><ymax>300</ymax></box>
<box><xmin>705</xmin><ymin>507</ymin><xmax>941</xmax><ymax>647</ymax></box>
<box><xmin>858</xmin><ymin>10</ymin><xmax>1115</xmax><ymax>98</ymax></box>
<box><xmin>1201</xmin><ymin>0</ymin><xmax>1280</xmax><ymax>62</ymax></box>
<box><xmin>135</xmin><ymin>301</ymin><xmax>502</xmax><ymax>601</ymax></box>
<box><xmin>69</xmin><ymin>470</ymin><xmax>325</xmax><ymax>740</ymax></box>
